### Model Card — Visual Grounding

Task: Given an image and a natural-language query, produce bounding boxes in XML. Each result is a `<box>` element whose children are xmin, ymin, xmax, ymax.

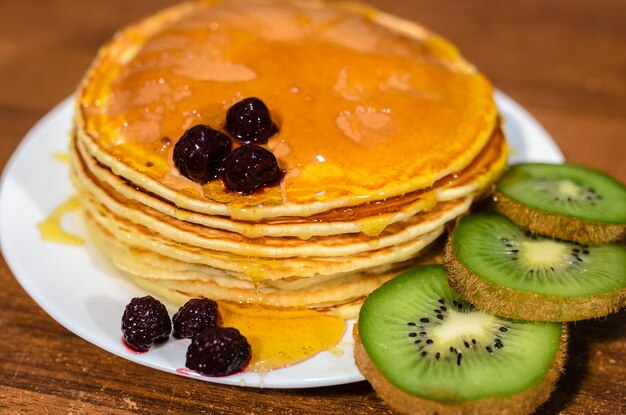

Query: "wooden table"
<box><xmin>1</xmin><ymin>1</ymin><xmax>624</xmax><ymax>413</ymax></box>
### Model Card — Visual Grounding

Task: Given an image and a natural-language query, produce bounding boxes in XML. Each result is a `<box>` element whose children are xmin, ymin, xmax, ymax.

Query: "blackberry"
<box><xmin>225</xmin><ymin>97</ymin><xmax>278</xmax><ymax>144</ymax></box>
<box><xmin>173</xmin><ymin>124</ymin><xmax>231</xmax><ymax>184</ymax></box>
<box><xmin>186</xmin><ymin>327</ymin><xmax>251</xmax><ymax>376</ymax></box>
<box><xmin>221</xmin><ymin>144</ymin><xmax>283</xmax><ymax>194</ymax></box>
<box><xmin>172</xmin><ymin>298</ymin><xmax>221</xmax><ymax>339</ymax></box>
<box><xmin>121</xmin><ymin>296</ymin><xmax>171</xmax><ymax>352</ymax></box>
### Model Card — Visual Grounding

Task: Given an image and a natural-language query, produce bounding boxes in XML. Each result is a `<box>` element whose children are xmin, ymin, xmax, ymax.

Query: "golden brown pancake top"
<box><xmin>78</xmin><ymin>0</ymin><xmax>497</xmax><ymax>208</ymax></box>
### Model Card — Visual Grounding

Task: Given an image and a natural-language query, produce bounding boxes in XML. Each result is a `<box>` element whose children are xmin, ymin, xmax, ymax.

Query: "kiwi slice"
<box><xmin>494</xmin><ymin>163</ymin><xmax>626</xmax><ymax>244</ymax></box>
<box><xmin>445</xmin><ymin>212</ymin><xmax>626</xmax><ymax>322</ymax></box>
<box><xmin>355</xmin><ymin>265</ymin><xmax>566</xmax><ymax>415</ymax></box>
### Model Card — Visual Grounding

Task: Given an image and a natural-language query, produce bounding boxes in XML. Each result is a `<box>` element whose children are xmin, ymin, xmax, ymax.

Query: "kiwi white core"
<box><xmin>557</xmin><ymin>180</ymin><xmax>582</xmax><ymax>198</ymax></box>
<box><xmin>431</xmin><ymin>309</ymin><xmax>496</xmax><ymax>347</ymax></box>
<box><xmin>520</xmin><ymin>240</ymin><xmax>568</xmax><ymax>266</ymax></box>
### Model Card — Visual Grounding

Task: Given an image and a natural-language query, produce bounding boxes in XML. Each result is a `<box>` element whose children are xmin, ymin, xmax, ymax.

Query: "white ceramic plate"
<box><xmin>0</xmin><ymin>92</ymin><xmax>563</xmax><ymax>389</ymax></box>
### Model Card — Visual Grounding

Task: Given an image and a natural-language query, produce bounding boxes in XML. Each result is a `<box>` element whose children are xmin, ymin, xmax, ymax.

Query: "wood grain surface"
<box><xmin>1</xmin><ymin>1</ymin><xmax>624</xmax><ymax>414</ymax></box>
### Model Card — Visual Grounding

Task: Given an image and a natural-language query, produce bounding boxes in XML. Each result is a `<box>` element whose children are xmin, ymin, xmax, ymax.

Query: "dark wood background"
<box><xmin>1</xmin><ymin>1</ymin><xmax>624</xmax><ymax>413</ymax></box>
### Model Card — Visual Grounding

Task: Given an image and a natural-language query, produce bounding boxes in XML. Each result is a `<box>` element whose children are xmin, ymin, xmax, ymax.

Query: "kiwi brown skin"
<box><xmin>353</xmin><ymin>324</ymin><xmax>568</xmax><ymax>415</ymax></box>
<box><xmin>494</xmin><ymin>191</ymin><xmax>626</xmax><ymax>245</ymax></box>
<box><xmin>443</xmin><ymin>240</ymin><xmax>626</xmax><ymax>322</ymax></box>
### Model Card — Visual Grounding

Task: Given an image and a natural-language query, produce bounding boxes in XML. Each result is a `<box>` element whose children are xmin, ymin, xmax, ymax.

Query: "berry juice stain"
<box><xmin>219</xmin><ymin>302</ymin><xmax>345</xmax><ymax>373</ymax></box>
<box><xmin>37</xmin><ymin>196</ymin><xmax>85</xmax><ymax>245</ymax></box>
<box><xmin>121</xmin><ymin>337</ymin><xmax>148</xmax><ymax>354</ymax></box>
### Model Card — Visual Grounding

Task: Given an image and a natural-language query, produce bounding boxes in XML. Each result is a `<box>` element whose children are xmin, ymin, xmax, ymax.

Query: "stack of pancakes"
<box><xmin>70</xmin><ymin>0</ymin><xmax>507</xmax><ymax>318</ymax></box>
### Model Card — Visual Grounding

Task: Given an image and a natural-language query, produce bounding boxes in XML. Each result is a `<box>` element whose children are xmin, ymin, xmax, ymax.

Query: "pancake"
<box><xmin>86</xmin><ymin>214</ymin><xmax>447</xmax><ymax>317</ymax></box>
<box><xmin>71</xmin><ymin>0</ymin><xmax>508</xmax><ymax>318</ymax></box>
<box><xmin>72</xmin><ymin>137</ymin><xmax>473</xmax><ymax>258</ymax></box>
<box><xmin>75</xmin><ymin>0</ymin><xmax>498</xmax><ymax>220</ymax></box>
<box><xmin>72</xmin><ymin>126</ymin><xmax>507</xmax><ymax>238</ymax></box>
<box><xmin>81</xmin><ymin>196</ymin><xmax>446</xmax><ymax>281</ymax></box>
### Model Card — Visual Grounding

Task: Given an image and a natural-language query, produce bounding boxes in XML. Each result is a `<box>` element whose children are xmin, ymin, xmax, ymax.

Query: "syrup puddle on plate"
<box><xmin>37</xmin><ymin>196</ymin><xmax>85</xmax><ymax>245</ymax></box>
<box><xmin>170</xmin><ymin>303</ymin><xmax>347</xmax><ymax>380</ymax></box>
<box><xmin>220</xmin><ymin>302</ymin><xmax>346</xmax><ymax>373</ymax></box>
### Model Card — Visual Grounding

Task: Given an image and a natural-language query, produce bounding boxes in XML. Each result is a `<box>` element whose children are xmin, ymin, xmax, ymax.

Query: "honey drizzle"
<box><xmin>38</xmin><ymin>196</ymin><xmax>85</xmax><ymax>245</ymax></box>
<box><xmin>52</xmin><ymin>152</ymin><xmax>70</xmax><ymax>164</ymax></box>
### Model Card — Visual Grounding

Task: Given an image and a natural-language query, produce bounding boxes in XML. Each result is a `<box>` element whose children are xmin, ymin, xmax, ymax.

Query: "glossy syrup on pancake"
<box><xmin>77</xmin><ymin>0</ymin><xmax>499</xmax><ymax>219</ymax></box>
<box><xmin>72</xmin><ymin>140</ymin><xmax>471</xmax><ymax>258</ymax></box>
<box><xmin>73</xmin><ymin>125</ymin><xmax>505</xmax><ymax>239</ymax></box>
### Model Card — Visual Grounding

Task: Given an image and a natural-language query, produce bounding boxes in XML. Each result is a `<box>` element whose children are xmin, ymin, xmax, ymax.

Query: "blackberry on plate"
<box><xmin>186</xmin><ymin>327</ymin><xmax>251</xmax><ymax>376</ymax></box>
<box><xmin>121</xmin><ymin>296</ymin><xmax>171</xmax><ymax>352</ymax></box>
<box><xmin>221</xmin><ymin>144</ymin><xmax>283</xmax><ymax>194</ymax></box>
<box><xmin>225</xmin><ymin>97</ymin><xmax>278</xmax><ymax>144</ymax></box>
<box><xmin>173</xmin><ymin>298</ymin><xmax>221</xmax><ymax>339</ymax></box>
<box><xmin>173</xmin><ymin>124</ymin><xmax>231</xmax><ymax>183</ymax></box>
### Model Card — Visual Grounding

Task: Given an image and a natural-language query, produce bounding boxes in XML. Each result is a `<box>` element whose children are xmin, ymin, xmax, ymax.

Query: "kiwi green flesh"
<box><xmin>496</xmin><ymin>163</ymin><xmax>626</xmax><ymax>224</ymax></box>
<box><xmin>358</xmin><ymin>265</ymin><xmax>562</xmax><ymax>403</ymax></box>
<box><xmin>355</xmin><ymin>325</ymin><xmax>567</xmax><ymax>415</ymax></box>
<box><xmin>452</xmin><ymin>212</ymin><xmax>626</xmax><ymax>297</ymax></box>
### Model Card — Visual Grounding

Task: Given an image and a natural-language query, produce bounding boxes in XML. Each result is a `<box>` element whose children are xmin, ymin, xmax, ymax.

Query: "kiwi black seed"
<box><xmin>445</xmin><ymin>212</ymin><xmax>626</xmax><ymax>322</ymax></box>
<box><xmin>494</xmin><ymin>163</ymin><xmax>626</xmax><ymax>244</ymax></box>
<box><xmin>355</xmin><ymin>265</ymin><xmax>566</xmax><ymax>415</ymax></box>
